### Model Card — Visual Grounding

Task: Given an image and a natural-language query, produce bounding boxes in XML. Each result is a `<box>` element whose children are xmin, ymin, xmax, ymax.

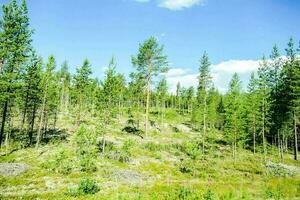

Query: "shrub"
<box><xmin>179</xmin><ymin>140</ymin><xmax>202</xmax><ymax>160</ymax></box>
<box><xmin>66</xmin><ymin>178</ymin><xmax>100</xmax><ymax>196</ymax></box>
<box><xmin>42</xmin><ymin>150</ymin><xmax>73</xmax><ymax>175</ymax></box>
<box><xmin>203</xmin><ymin>190</ymin><xmax>214</xmax><ymax>200</ymax></box>
<box><xmin>79</xmin><ymin>155</ymin><xmax>97</xmax><ymax>173</ymax></box>
<box><xmin>73</xmin><ymin>125</ymin><xmax>98</xmax><ymax>173</ymax></box>
<box><xmin>77</xmin><ymin>178</ymin><xmax>100</xmax><ymax>195</ymax></box>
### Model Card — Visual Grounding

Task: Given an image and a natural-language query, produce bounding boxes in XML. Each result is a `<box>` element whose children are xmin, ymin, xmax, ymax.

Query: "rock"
<box><xmin>0</xmin><ymin>163</ymin><xmax>29</xmax><ymax>177</ymax></box>
<box><xmin>266</xmin><ymin>161</ymin><xmax>300</xmax><ymax>177</ymax></box>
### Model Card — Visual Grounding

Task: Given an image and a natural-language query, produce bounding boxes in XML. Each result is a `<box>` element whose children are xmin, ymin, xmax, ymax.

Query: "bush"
<box><xmin>79</xmin><ymin>155</ymin><xmax>97</xmax><ymax>173</ymax></box>
<box><xmin>203</xmin><ymin>190</ymin><xmax>214</xmax><ymax>200</ymax></box>
<box><xmin>78</xmin><ymin>178</ymin><xmax>100</xmax><ymax>195</ymax></box>
<box><xmin>66</xmin><ymin>178</ymin><xmax>100</xmax><ymax>196</ymax></box>
<box><xmin>179</xmin><ymin>140</ymin><xmax>202</xmax><ymax>160</ymax></box>
<box><xmin>73</xmin><ymin>125</ymin><xmax>98</xmax><ymax>173</ymax></box>
<box><xmin>42</xmin><ymin>150</ymin><xmax>73</xmax><ymax>175</ymax></box>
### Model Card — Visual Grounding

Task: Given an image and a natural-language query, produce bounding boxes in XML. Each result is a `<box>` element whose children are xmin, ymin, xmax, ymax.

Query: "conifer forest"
<box><xmin>0</xmin><ymin>0</ymin><xmax>300</xmax><ymax>199</ymax></box>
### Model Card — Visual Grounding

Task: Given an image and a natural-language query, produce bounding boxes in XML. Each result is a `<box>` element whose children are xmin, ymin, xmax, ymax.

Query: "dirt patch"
<box><xmin>0</xmin><ymin>163</ymin><xmax>29</xmax><ymax>177</ymax></box>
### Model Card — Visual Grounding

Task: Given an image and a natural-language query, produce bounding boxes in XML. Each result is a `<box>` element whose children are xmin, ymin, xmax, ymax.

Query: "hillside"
<box><xmin>0</xmin><ymin>111</ymin><xmax>299</xmax><ymax>199</ymax></box>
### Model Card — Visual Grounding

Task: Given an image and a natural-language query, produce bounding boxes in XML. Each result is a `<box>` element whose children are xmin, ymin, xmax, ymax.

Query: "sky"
<box><xmin>1</xmin><ymin>0</ymin><xmax>300</xmax><ymax>93</ymax></box>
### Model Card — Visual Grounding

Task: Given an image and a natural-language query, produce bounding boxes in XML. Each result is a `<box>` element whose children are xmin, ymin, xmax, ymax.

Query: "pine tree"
<box><xmin>224</xmin><ymin>73</ymin><xmax>244</xmax><ymax>162</ymax></box>
<box><xmin>207</xmin><ymin>87</ymin><xmax>221</xmax><ymax>129</ymax></box>
<box><xmin>23</xmin><ymin>51</ymin><xmax>42</xmax><ymax>144</ymax></box>
<box><xmin>132</xmin><ymin>37</ymin><xmax>168</xmax><ymax>137</ymax></box>
<box><xmin>268</xmin><ymin>45</ymin><xmax>284</xmax><ymax>159</ymax></box>
<box><xmin>98</xmin><ymin>57</ymin><xmax>125</xmax><ymax>153</ymax></box>
<box><xmin>246</xmin><ymin>72</ymin><xmax>260</xmax><ymax>154</ymax></box>
<box><xmin>36</xmin><ymin>55</ymin><xmax>56</xmax><ymax>148</ymax></box>
<box><xmin>257</xmin><ymin>56</ymin><xmax>271</xmax><ymax>161</ymax></box>
<box><xmin>186</xmin><ymin>86</ymin><xmax>194</xmax><ymax>113</ymax></box>
<box><xmin>281</xmin><ymin>38</ymin><xmax>300</xmax><ymax>160</ymax></box>
<box><xmin>156</xmin><ymin>77</ymin><xmax>168</xmax><ymax>124</ymax></box>
<box><xmin>57</xmin><ymin>61</ymin><xmax>71</xmax><ymax>114</ymax></box>
<box><xmin>195</xmin><ymin>52</ymin><xmax>211</xmax><ymax>154</ymax></box>
<box><xmin>0</xmin><ymin>0</ymin><xmax>33</xmax><ymax>147</ymax></box>
<box><xmin>74</xmin><ymin>59</ymin><xmax>92</xmax><ymax>124</ymax></box>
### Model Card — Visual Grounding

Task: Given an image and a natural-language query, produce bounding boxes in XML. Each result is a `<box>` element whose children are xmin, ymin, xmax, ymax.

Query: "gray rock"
<box><xmin>0</xmin><ymin>163</ymin><xmax>29</xmax><ymax>177</ymax></box>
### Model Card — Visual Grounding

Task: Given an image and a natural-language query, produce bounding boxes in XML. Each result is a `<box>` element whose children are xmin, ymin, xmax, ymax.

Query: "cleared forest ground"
<box><xmin>0</xmin><ymin>111</ymin><xmax>299</xmax><ymax>200</ymax></box>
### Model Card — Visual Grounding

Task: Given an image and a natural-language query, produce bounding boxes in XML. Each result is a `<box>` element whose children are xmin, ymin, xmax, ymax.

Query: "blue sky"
<box><xmin>1</xmin><ymin>0</ymin><xmax>300</xmax><ymax>92</ymax></box>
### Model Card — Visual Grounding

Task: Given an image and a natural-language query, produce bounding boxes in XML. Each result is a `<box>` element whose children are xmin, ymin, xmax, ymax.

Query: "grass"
<box><xmin>0</xmin><ymin>112</ymin><xmax>300</xmax><ymax>199</ymax></box>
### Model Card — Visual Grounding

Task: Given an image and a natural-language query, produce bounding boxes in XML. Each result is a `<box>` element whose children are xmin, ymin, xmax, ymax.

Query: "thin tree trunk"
<box><xmin>0</xmin><ymin>100</ymin><xmax>9</xmax><ymax>148</ymax></box>
<box><xmin>294</xmin><ymin>111</ymin><xmax>298</xmax><ymax>161</ymax></box>
<box><xmin>5</xmin><ymin>116</ymin><xmax>12</xmax><ymax>154</ymax></box>
<box><xmin>36</xmin><ymin>90</ymin><xmax>47</xmax><ymax>148</ymax></box>
<box><xmin>278</xmin><ymin>130</ymin><xmax>280</xmax><ymax>159</ymax></box>
<box><xmin>234</xmin><ymin>126</ymin><xmax>237</xmax><ymax>163</ymax></box>
<box><xmin>21</xmin><ymin>92</ymin><xmax>29</xmax><ymax>131</ymax></box>
<box><xmin>29</xmin><ymin>104</ymin><xmax>37</xmax><ymax>144</ymax></box>
<box><xmin>203</xmin><ymin>94</ymin><xmax>207</xmax><ymax>155</ymax></box>
<box><xmin>145</xmin><ymin>63</ymin><xmax>152</xmax><ymax>137</ymax></box>
<box><xmin>145</xmin><ymin>82</ymin><xmax>150</xmax><ymax>137</ymax></box>
<box><xmin>253</xmin><ymin>115</ymin><xmax>256</xmax><ymax>154</ymax></box>
<box><xmin>262</xmin><ymin>97</ymin><xmax>266</xmax><ymax>162</ymax></box>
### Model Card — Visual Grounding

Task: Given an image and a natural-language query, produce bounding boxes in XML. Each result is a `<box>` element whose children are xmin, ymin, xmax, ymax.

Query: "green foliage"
<box><xmin>42</xmin><ymin>149</ymin><xmax>73</xmax><ymax>175</ymax></box>
<box><xmin>179</xmin><ymin>140</ymin><xmax>202</xmax><ymax>160</ymax></box>
<box><xmin>73</xmin><ymin>125</ymin><xmax>98</xmax><ymax>172</ymax></box>
<box><xmin>67</xmin><ymin>178</ymin><xmax>100</xmax><ymax>196</ymax></box>
<box><xmin>178</xmin><ymin>159</ymin><xmax>194</xmax><ymax>174</ymax></box>
<box><xmin>203</xmin><ymin>190</ymin><xmax>214</xmax><ymax>200</ymax></box>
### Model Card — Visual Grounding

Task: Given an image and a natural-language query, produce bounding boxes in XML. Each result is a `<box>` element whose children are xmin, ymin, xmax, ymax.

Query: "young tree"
<box><xmin>257</xmin><ymin>56</ymin><xmax>271</xmax><ymax>161</ymax></box>
<box><xmin>246</xmin><ymin>72</ymin><xmax>260</xmax><ymax>154</ymax></box>
<box><xmin>224</xmin><ymin>73</ymin><xmax>244</xmax><ymax>162</ymax></box>
<box><xmin>74</xmin><ymin>59</ymin><xmax>92</xmax><ymax>124</ymax></box>
<box><xmin>281</xmin><ymin>38</ymin><xmax>300</xmax><ymax>160</ymax></box>
<box><xmin>23</xmin><ymin>51</ymin><xmax>42</xmax><ymax>145</ymax></box>
<box><xmin>98</xmin><ymin>57</ymin><xmax>125</xmax><ymax>153</ymax></box>
<box><xmin>156</xmin><ymin>77</ymin><xmax>168</xmax><ymax>124</ymax></box>
<box><xmin>36</xmin><ymin>55</ymin><xmax>56</xmax><ymax>148</ymax></box>
<box><xmin>195</xmin><ymin>52</ymin><xmax>212</xmax><ymax>154</ymax></box>
<box><xmin>131</xmin><ymin>37</ymin><xmax>168</xmax><ymax>137</ymax></box>
<box><xmin>57</xmin><ymin>61</ymin><xmax>71</xmax><ymax>114</ymax></box>
<box><xmin>268</xmin><ymin>45</ymin><xmax>284</xmax><ymax>159</ymax></box>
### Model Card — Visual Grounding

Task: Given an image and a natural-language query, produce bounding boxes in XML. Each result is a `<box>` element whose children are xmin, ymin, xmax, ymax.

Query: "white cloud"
<box><xmin>165</xmin><ymin>59</ymin><xmax>261</xmax><ymax>94</ymax></box>
<box><xmin>212</xmin><ymin>59</ymin><xmax>260</xmax><ymax>74</ymax></box>
<box><xmin>165</xmin><ymin>68</ymin><xmax>187</xmax><ymax>77</ymax></box>
<box><xmin>159</xmin><ymin>0</ymin><xmax>203</xmax><ymax>10</ymax></box>
<box><xmin>133</xmin><ymin>0</ymin><xmax>204</xmax><ymax>10</ymax></box>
